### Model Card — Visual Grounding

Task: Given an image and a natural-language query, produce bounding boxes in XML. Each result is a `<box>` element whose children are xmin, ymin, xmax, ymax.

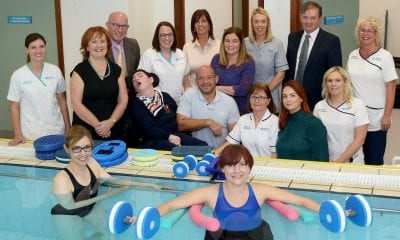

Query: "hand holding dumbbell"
<box><xmin>108</xmin><ymin>201</ymin><xmax>160</xmax><ymax>239</ymax></box>
<box><xmin>319</xmin><ymin>194</ymin><xmax>372</xmax><ymax>233</ymax></box>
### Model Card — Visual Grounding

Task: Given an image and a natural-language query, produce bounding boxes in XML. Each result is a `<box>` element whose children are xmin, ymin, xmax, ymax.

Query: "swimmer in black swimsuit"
<box><xmin>158</xmin><ymin>145</ymin><xmax>321</xmax><ymax>240</ymax></box>
<box><xmin>51</xmin><ymin>125</ymin><xmax>165</xmax><ymax>240</ymax></box>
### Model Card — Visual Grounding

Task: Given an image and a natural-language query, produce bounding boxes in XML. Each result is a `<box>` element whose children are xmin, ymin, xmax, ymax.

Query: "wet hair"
<box><xmin>132</xmin><ymin>69</ymin><xmax>160</xmax><ymax>88</ymax></box>
<box><xmin>321</xmin><ymin>66</ymin><xmax>353</xmax><ymax>104</ymax></box>
<box><xmin>217</xmin><ymin>144</ymin><xmax>254</xmax><ymax>169</ymax></box>
<box><xmin>219</xmin><ymin>26</ymin><xmax>251</xmax><ymax>67</ymax></box>
<box><xmin>152</xmin><ymin>21</ymin><xmax>177</xmax><ymax>52</ymax></box>
<box><xmin>190</xmin><ymin>9</ymin><xmax>215</xmax><ymax>42</ymax></box>
<box><xmin>65</xmin><ymin>125</ymin><xmax>94</xmax><ymax>148</ymax></box>
<box><xmin>354</xmin><ymin>16</ymin><xmax>382</xmax><ymax>47</ymax></box>
<box><xmin>279</xmin><ymin>80</ymin><xmax>311</xmax><ymax>129</ymax></box>
<box><xmin>247</xmin><ymin>82</ymin><xmax>276</xmax><ymax>113</ymax></box>
<box><xmin>80</xmin><ymin>26</ymin><xmax>112</xmax><ymax>60</ymax></box>
<box><xmin>25</xmin><ymin>33</ymin><xmax>46</xmax><ymax>62</ymax></box>
<box><xmin>301</xmin><ymin>1</ymin><xmax>322</xmax><ymax>17</ymax></box>
<box><xmin>249</xmin><ymin>7</ymin><xmax>273</xmax><ymax>43</ymax></box>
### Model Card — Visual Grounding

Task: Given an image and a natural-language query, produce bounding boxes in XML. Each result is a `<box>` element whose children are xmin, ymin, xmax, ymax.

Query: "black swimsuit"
<box><xmin>51</xmin><ymin>165</ymin><xmax>99</xmax><ymax>217</ymax></box>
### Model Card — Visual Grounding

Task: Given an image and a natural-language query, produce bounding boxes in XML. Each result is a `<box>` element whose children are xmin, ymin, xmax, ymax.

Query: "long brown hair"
<box><xmin>219</xmin><ymin>27</ymin><xmax>251</xmax><ymax>67</ymax></box>
<box><xmin>279</xmin><ymin>80</ymin><xmax>311</xmax><ymax>129</ymax></box>
<box><xmin>190</xmin><ymin>9</ymin><xmax>214</xmax><ymax>42</ymax></box>
<box><xmin>152</xmin><ymin>21</ymin><xmax>177</xmax><ymax>52</ymax></box>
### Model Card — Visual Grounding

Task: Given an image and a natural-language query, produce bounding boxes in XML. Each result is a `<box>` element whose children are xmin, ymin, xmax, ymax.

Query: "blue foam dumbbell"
<box><xmin>108</xmin><ymin>201</ymin><xmax>160</xmax><ymax>239</ymax></box>
<box><xmin>173</xmin><ymin>155</ymin><xmax>197</xmax><ymax>178</ymax></box>
<box><xmin>196</xmin><ymin>153</ymin><xmax>216</xmax><ymax>176</ymax></box>
<box><xmin>319</xmin><ymin>194</ymin><xmax>372</xmax><ymax>233</ymax></box>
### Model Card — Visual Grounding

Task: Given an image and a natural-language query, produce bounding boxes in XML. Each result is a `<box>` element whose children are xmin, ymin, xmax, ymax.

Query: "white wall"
<box><xmin>359</xmin><ymin>0</ymin><xmax>400</xmax><ymax>57</ymax></box>
<box><xmin>263</xmin><ymin>0</ymin><xmax>290</xmax><ymax>49</ymax></box>
<box><xmin>129</xmin><ymin>0</ymin><xmax>174</xmax><ymax>53</ymax></box>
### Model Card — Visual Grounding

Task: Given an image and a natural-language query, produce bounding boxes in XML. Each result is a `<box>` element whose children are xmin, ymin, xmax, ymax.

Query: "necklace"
<box><xmin>89</xmin><ymin>60</ymin><xmax>110</xmax><ymax>79</ymax></box>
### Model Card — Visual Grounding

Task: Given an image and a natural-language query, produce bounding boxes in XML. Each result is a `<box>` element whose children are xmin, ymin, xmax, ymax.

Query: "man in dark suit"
<box><xmin>286</xmin><ymin>1</ymin><xmax>342</xmax><ymax>109</ymax></box>
<box><xmin>106</xmin><ymin>11</ymin><xmax>140</xmax><ymax>81</ymax></box>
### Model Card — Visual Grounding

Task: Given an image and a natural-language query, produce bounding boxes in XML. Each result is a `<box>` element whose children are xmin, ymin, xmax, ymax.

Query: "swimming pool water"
<box><xmin>0</xmin><ymin>163</ymin><xmax>399</xmax><ymax>240</ymax></box>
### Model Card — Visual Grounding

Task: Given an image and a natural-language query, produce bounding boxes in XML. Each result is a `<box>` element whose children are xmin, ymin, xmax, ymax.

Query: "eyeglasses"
<box><xmin>159</xmin><ymin>33</ymin><xmax>174</xmax><ymax>39</ymax></box>
<box><xmin>359</xmin><ymin>28</ymin><xmax>376</xmax><ymax>34</ymax></box>
<box><xmin>108</xmin><ymin>22</ymin><xmax>129</xmax><ymax>30</ymax></box>
<box><xmin>71</xmin><ymin>145</ymin><xmax>93</xmax><ymax>153</ymax></box>
<box><xmin>250</xmin><ymin>95</ymin><xmax>269</xmax><ymax>101</ymax></box>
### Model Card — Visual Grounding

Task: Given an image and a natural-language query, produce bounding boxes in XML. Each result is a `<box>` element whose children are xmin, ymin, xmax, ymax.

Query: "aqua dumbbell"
<box><xmin>196</xmin><ymin>153</ymin><xmax>216</xmax><ymax>176</ymax></box>
<box><xmin>319</xmin><ymin>194</ymin><xmax>372</xmax><ymax>233</ymax></box>
<box><xmin>108</xmin><ymin>201</ymin><xmax>160</xmax><ymax>239</ymax></box>
<box><xmin>173</xmin><ymin>155</ymin><xmax>197</xmax><ymax>178</ymax></box>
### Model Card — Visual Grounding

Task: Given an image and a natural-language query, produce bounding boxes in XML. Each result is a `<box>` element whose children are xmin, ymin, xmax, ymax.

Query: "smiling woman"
<box><xmin>138</xmin><ymin>21</ymin><xmax>190</xmax><ymax>106</ymax></box>
<box><xmin>69</xmin><ymin>26</ymin><xmax>128</xmax><ymax>141</ymax></box>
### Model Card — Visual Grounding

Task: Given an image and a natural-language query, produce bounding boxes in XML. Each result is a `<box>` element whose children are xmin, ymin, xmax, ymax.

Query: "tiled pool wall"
<box><xmin>1</xmin><ymin>163</ymin><xmax>400</xmax><ymax>240</ymax></box>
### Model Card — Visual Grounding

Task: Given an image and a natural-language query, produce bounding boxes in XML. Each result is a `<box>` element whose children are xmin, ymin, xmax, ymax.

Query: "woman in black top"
<box><xmin>128</xmin><ymin>69</ymin><xmax>207</xmax><ymax>150</ymax></box>
<box><xmin>70</xmin><ymin>26</ymin><xmax>128</xmax><ymax>140</ymax></box>
<box><xmin>51</xmin><ymin>125</ymin><xmax>163</xmax><ymax>239</ymax></box>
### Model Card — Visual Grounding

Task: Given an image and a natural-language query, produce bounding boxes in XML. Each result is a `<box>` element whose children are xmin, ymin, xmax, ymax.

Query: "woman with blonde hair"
<box><xmin>245</xmin><ymin>7</ymin><xmax>288</xmax><ymax>112</ymax></box>
<box><xmin>347</xmin><ymin>16</ymin><xmax>398</xmax><ymax>165</ymax></box>
<box><xmin>314</xmin><ymin>66</ymin><xmax>369</xmax><ymax>163</ymax></box>
<box><xmin>211</xmin><ymin>26</ymin><xmax>255</xmax><ymax>114</ymax></box>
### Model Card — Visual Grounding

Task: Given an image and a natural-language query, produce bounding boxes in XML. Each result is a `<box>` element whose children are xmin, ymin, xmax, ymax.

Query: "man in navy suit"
<box><xmin>106</xmin><ymin>12</ymin><xmax>140</xmax><ymax>81</ymax></box>
<box><xmin>286</xmin><ymin>1</ymin><xmax>342</xmax><ymax>110</ymax></box>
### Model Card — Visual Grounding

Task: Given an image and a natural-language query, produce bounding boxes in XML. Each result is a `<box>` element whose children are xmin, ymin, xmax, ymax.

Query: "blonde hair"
<box><xmin>321</xmin><ymin>66</ymin><xmax>353</xmax><ymax>105</ymax></box>
<box><xmin>354</xmin><ymin>16</ymin><xmax>382</xmax><ymax>47</ymax></box>
<box><xmin>219</xmin><ymin>27</ymin><xmax>251</xmax><ymax>67</ymax></box>
<box><xmin>249</xmin><ymin>7</ymin><xmax>273</xmax><ymax>43</ymax></box>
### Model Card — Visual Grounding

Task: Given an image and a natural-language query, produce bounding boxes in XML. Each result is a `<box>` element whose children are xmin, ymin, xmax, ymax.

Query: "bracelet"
<box><xmin>110</xmin><ymin>118</ymin><xmax>116</xmax><ymax>124</ymax></box>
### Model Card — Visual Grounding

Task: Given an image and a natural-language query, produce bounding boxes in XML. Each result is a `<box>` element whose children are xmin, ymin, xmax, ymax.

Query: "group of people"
<box><xmin>6</xmin><ymin>1</ymin><xmax>398</xmax><ymax>239</ymax></box>
<box><xmin>7</xmin><ymin>1</ymin><xmax>398</xmax><ymax>167</ymax></box>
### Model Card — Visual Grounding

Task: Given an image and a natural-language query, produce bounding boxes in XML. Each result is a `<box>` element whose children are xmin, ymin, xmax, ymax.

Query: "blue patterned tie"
<box><xmin>295</xmin><ymin>34</ymin><xmax>310</xmax><ymax>83</ymax></box>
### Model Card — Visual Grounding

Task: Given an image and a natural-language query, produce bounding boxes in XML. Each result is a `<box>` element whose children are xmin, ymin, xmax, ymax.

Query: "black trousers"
<box><xmin>204</xmin><ymin>221</ymin><xmax>273</xmax><ymax>240</ymax></box>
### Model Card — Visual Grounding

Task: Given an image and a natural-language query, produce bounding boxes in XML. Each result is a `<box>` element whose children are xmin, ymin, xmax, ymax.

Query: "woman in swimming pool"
<box><xmin>157</xmin><ymin>144</ymin><xmax>320</xmax><ymax>239</ymax></box>
<box><xmin>51</xmin><ymin>125</ymin><xmax>163</xmax><ymax>239</ymax></box>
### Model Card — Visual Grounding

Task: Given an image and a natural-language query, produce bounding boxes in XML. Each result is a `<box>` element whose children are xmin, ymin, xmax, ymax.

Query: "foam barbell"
<box><xmin>319</xmin><ymin>194</ymin><xmax>372</xmax><ymax>233</ymax></box>
<box><xmin>108</xmin><ymin>201</ymin><xmax>160</xmax><ymax>239</ymax></box>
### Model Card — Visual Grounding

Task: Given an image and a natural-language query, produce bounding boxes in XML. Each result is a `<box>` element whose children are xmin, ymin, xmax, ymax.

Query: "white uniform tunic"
<box><xmin>139</xmin><ymin>48</ymin><xmax>190</xmax><ymax>105</ymax></box>
<box><xmin>226</xmin><ymin>111</ymin><xmax>279</xmax><ymax>158</ymax></box>
<box><xmin>347</xmin><ymin>48</ymin><xmax>398</xmax><ymax>131</ymax></box>
<box><xmin>7</xmin><ymin>63</ymin><xmax>66</xmax><ymax>139</ymax></box>
<box><xmin>313</xmin><ymin>98</ymin><xmax>369</xmax><ymax>163</ymax></box>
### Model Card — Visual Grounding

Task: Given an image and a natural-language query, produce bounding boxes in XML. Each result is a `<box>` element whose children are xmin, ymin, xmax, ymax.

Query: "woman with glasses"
<box><xmin>245</xmin><ymin>7</ymin><xmax>288</xmax><ymax>113</ymax></box>
<box><xmin>51</xmin><ymin>125</ymin><xmax>163</xmax><ymax>240</ymax></box>
<box><xmin>314</xmin><ymin>67</ymin><xmax>369</xmax><ymax>164</ymax></box>
<box><xmin>276</xmin><ymin>80</ymin><xmax>328</xmax><ymax>161</ymax></box>
<box><xmin>7</xmin><ymin>33</ymin><xmax>70</xmax><ymax>146</ymax></box>
<box><xmin>215</xmin><ymin>83</ymin><xmax>278</xmax><ymax>158</ymax></box>
<box><xmin>70</xmin><ymin>26</ymin><xmax>128</xmax><ymax>140</ymax></box>
<box><xmin>211</xmin><ymin>26</ymin><xmax>255</xmax><ymax>115</ymax></box>
<box><xmin>347</xmin><ymin>16</ymin><xmax>398</xmax><ymax>165</ymax></box>
<box><xmin>139</xmin><ymin>21</ymin><xmax>190</xmax><ymax>105</ymax></box>
<box><xmin>183</xmin><ymin>9</ymin><xmax>220</xmax><ymax>86</ymax></box>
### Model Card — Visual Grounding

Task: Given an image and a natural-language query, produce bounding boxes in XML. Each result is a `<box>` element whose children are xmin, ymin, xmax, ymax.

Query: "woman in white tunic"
<box><xmin>314</xmin><ymin>67</ymin><xmax>369</xmax><ymax>164</ymax></box>
<box><xmin>215</xmin><ymin>83</ymin><xmax>279</xmax><ymax>158</ymax></box>
<box><xmin>139</xmin><ymin>21</ymin><xmax>190</xmax><ymax>105</ymax></box>
<box><xmin>347</xmin><ymin>16</ymin><xmax>398</xmax><ymax>165</ymax></box>
<box><xmin>7</xmin><ymin>33</ymin><xmax>70</xmax><ymax>145</ymax></box>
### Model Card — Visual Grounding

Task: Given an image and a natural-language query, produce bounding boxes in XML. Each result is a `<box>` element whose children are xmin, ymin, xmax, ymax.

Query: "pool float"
<box><xmin>33</xmin><ymin>134</ymin><xmax>65</xmax><ymax>160</ymax></box>
<box><xmin>92</xmin><ymin>140</ymin><xmax>127</xmax><ymax>167</ymax></box>
<box><xmin>131</xmin><ymin>149</ymin><xmax>159</xmax><ymax>167</ymax></box>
